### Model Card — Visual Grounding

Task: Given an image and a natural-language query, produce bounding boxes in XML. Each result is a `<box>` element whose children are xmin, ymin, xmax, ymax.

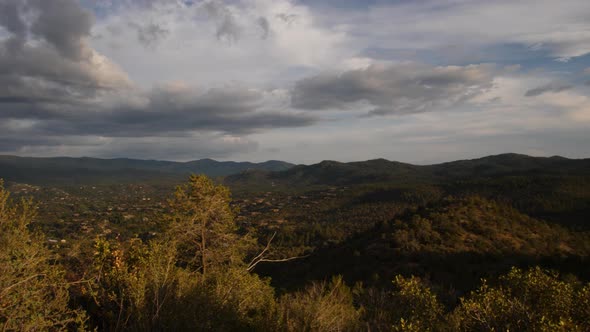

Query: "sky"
<box><xmin>0</xmin><ymin>0</ymin><xmax>589</xmax><ymax>164</ymax></box>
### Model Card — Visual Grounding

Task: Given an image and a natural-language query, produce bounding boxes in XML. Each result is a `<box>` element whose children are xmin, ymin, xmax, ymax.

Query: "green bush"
<box><xmin>451</xmin><ymin>267</ymin><xmax>589</xmax><ymax>331</ymax></box>
<box><xmin>278</xmin><ymin>275</ymin><xmax>361</xmax><ymax>331</ymax></box>
<box><xmin>0</xmin><ymin>180</ymin><xmax>87</xmax><ymax>331</ymax></box>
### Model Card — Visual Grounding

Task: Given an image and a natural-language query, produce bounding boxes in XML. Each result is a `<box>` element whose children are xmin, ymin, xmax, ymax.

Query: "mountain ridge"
<box><xmin>2</xmin><ymin>153</ymin><xmax>589</xmax><ymax>186</ymax></box>
<box><xmin>225</xmin><ymin>153</ymin><xmax>590</xmax><ymax>188</ymax></box>
<box><xmin>0</xmin><ymin>155</ymin><xmax>295</xmax><ymax>185</ymax></box>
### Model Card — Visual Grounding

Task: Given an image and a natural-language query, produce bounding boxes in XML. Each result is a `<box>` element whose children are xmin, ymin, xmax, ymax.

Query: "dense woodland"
<box><xmin>1</xmin><ymin>154</ymin><xmax>590</xmax><ymax>331</ymax></box>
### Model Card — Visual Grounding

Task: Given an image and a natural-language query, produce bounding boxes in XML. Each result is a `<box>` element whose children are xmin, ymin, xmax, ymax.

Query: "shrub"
<box><xmin>278</xmin><ymin>275</ymin><xmax>361</xmax><ymax>331</ymax></box>
<box><xmin>0</xmin><ymin>180</ymin><xmax>87</xmax><ymax>330</ymax></box>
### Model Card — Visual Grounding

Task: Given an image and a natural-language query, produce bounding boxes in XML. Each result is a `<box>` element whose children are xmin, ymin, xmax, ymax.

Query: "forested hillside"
<box><xmin>258</xmin><ymin>196</ymin><xmax>590</xmax><ymax>292</ymax></box>
<box><xmin>1</xmin><ymin>154</ymin><xmax>590</xmax><ymax>331</ymax></box>
<box><xmin>226</xmin><ymin>153</ymin><xmax>590</xmax><ymax>188</ymax></box>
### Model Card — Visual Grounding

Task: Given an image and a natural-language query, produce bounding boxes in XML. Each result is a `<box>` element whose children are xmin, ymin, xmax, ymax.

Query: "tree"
<box><xmin>165</xmin><ymin>174</ymin><xmax>244</xmax><ymax>277</ymax></box>
<box><xmin>87</xmin><ymin>175</ymin><xmax>278</xmax><ymax>331</ymax></box>
<box><xmin>0</xmin><ymin>180</ymin><xmax>87</xmax><ymax>330</ymax></box>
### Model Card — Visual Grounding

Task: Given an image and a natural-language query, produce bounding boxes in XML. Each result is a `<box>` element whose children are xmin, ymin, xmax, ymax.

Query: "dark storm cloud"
<box><xmin>291</xmin><ymin>63</ymin><xmax>495</xmax><ymax>116</ymax></box>
<box><xmin>41</xmin><ymin>86</ymin><xmax>315</xmax><ymax>136</ymax></box>
<box><xmin>0</xmin><ymin>43</ymin><xmax>126</xmax><ymax>107</ymax></box>
<box><xmin>0</xmin><ymin>82</ymin><xmax>315</xmax><ymax>153</ymax></box>
<box><xmin>524</xmin><ymin>83</ymin><xmax>573</xmax><ymax>97</ymax></box>
<box><xmin>0</xmin><ymin>81</ymin><xmax>315</xmax><ymax>134</ymax></box>
<box><xmin>0</xmin><ymin>0</ymin><xmax>316</xmax><ymax>157</ymax></box>
<box><xmin>90</xmin><ymin>136</ymin><xmax>259</xmax><ymax>161</ymax></box>
<box><xmin>0</xmin><ymin>0</ymin><xmax>126</xmax><ymax>106</ymax></box>
<box><xmin>0</xmin><ymin>0</ymin><xmax>27</xmax><ymax>37</ymax></box>
<box><xmin>29</xmin><ymin>0</ymin><xmax>94</xmax><ymax>59</ymax></box>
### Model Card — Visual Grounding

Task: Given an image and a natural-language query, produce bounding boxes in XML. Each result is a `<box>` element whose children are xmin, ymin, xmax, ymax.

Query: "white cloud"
<box><xmin>2</xmin><ymin>0</ymin><xmax>589</xmax><ymax>162</ymax></box>
<box><xmin>90</xmin><ymin>0</ymin><xmax>350</xmax><ymax>89</ymax></box>
<box><xmin>336</xmin><ymin>0</ymin><xmax>590</xmax><ymax>61</ymax></box>
<box><xmin>240</xmin><ymin>69</ymin><xmax>590</xmax><ymax>163</ymax></box>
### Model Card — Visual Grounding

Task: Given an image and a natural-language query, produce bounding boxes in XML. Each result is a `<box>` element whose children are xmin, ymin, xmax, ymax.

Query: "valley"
<box><xmin>2</xmin><ymin>153</ymin><xmax>590</xmax><ymax>330</ymax></box>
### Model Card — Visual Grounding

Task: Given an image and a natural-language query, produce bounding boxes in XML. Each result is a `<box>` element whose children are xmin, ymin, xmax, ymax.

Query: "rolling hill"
<box><xmin>225</xmin><ymin>153</ymin><xmax>590</xmax><ymax>189</ymax></box>
<box><xmin>0</xmin><ymin>155</ymin><xmax>294</xmax><ymax>185</ymax></box>
<box><xmin>257</xmin><ymin>196</ymin><xmax>590</xmax><ymax>291</ymax></box>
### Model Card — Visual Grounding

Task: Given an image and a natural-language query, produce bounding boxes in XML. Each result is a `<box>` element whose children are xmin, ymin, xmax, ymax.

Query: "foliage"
<box><xmin>277</xmin><ymin>275</ymin><xmax>361</xmax><ymax>331</ymax></box>
<box><xmin>357</xmin><ymin>276</ymin><xmax>444</xmax><ymax>331</ymax></box>
<box><xmin>389</xmin><ymin>276</ymin><xmax>444</xmax><ymax>331</ymax></box>
<box><xmin>87</xmin><ymin>237</ymin><xmax>178</xmax><ymax>331</ymax></box>
<box><xmin>165</xmin><ymin>174</ymin><xmax>248</xmax><ymax>275</ymax></box>
<box><xmin>0</xmin><ymin>180</ymin><xmax>87</xmax><ymax>330</ymax></box>
<box><xmin>261</xmin><ymin>195</ymin><xmax>590</xmax><ymax>293</ymax></box>
<box><xmin>3</xmin><ymin>166</ymin><xmax>590</xmax><ymax>331</ymax></box>
<box><xmin>88</xmin><ymin>235</ymin><xmax>278</xmax><ymax>331</ymax></box>
<box><xmin>85</xmin><ymin>175</ymin><xmax>276</xmax><ymax>331</ymax></box>
<box><xmin>451</xmin><ymin>267</ymin><xmax>589</xmax><ymax>331</ymax></box>
<box><xmin>167</xmin><ymin>267</ymin><xmax>277</xmax><ymax>331</ymax></box>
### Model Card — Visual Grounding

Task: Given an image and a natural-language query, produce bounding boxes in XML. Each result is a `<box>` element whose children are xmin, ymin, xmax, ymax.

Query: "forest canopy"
<box><xmin>1</xmin><ymin>175</ymin><xmax>589</xmax><ymax>331</ymax></box>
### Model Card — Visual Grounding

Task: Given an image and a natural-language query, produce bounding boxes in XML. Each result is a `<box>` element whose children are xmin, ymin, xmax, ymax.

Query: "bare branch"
<box><xmin>246</xmin><ymin>231</ymin><xmax>309</xmax><ymax>271</ymax></box>
<box><xmin>247</xmin><ymin>254</ymin><xmax>309</xmax><ymax>272</ymax></box>
<box><xmin>247</xmin><ymin>232</ymin><xmax>276</xmax><ymax>269</ymax></box>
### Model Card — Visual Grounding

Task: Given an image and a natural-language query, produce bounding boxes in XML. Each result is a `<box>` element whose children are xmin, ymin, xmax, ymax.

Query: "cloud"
<box><xmin>29</xmin><ymin>0</ymin><xmax>94</xmax><ymax>60</ymax></box>
<box><xmin>89</xmin><ymin>0</ymin><xmax>349</xmax><ymax>88</ymax></box>
<box><xmin>0</xmin><ymin>82</ymin><xmax>316</xmax><ymax>157</ymax></box>
<box><xmin>89</xmin><ymin>85</ymin><xmax>316</xmax><ymax>136</ymax></box>
<box><xmin>203</xmin><ymin>0</ymin><xmax>240</xmax><ymax>42</ymax></box>
<box><xmin>257</xmin><ymin>16</ymin><xmax>269</xmax><ymax>39</ymax></box>
<box><xmin>0</xmin><ymin>0</ymin><xmax>317</xmax><ymax>159</ymax></box>
<box><xmin>250</xmin><ymin>71</ymin><xmax>590</xmax><ymax>164</ymax></box>
<box><xmin>292</xmin><ymin>63</ymin><xmax>496</xmax><ymax>116</ymax></box>
<box><xmin>0</xmin><ymin>81</ymin><xmax>316</xmax><ymax>135</ymax></box>
<box><xmin>3</xmin><ymin>0</ymin><xmax>590</xmax><ymax>162</ymax></box>
<box><xmin>0</xmin><ymin>0</ymin><xmax>130</xmax><ymax>106</ymax></box>
<box><xmin>327</xmin><ymin>0</ymin><xmax>590</xmax><ymax>62</ymax></box>
<box><xmin>524</xmin><ymin>83</ymin><xmax>573</xmax><ymax>97</ymax></box>
<box><xmin>3</xmin><ymin>133</ymin><xmax>259</xmax><ymax>161</ymax></box>
<box><xmin>131</xmin><ymin>22</ymin><xmax>169</xmax><ymax>48</ymax></box>
<box><xmin>0</xmin><ymin>0</ymin><xmax>27</xmax><ymax>38</ymax></box>
<box><xmin>275</xmin><ymin>13</ymin><xmax>297</xmax><ymax>25</ymax></box>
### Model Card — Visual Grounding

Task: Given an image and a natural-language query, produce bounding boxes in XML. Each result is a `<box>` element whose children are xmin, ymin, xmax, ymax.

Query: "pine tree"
<box><xmin>165</xmin><ymin>174</ymin><xmax>247</xmax><ymax>276</ymax></box>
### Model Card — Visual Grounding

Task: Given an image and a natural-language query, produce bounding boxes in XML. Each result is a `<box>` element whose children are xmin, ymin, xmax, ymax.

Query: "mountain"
<box><xmin>429</xmin><ymin>153</ymin><xmax>590</xmax><ymax>178</ymax></box>
<box><xmin>274</xmin><ymin>159</ymin><xmax>427</xmax><ymax>185</ymax></box>
<box><xmin>225</xmin><ymin>159</ymin><xmax>431</xmax><ymax>189</ymax></box>
<box><xmin>0</xmin><ymin>155</ymin><xmax>294</xmax><ymax>185</ymax></box>
<box><xmin>2</xmin><ymin>153</ymin><xmax>589</xmax><ymax>188</ymax></box>
<box><xmin>225</xmin><ymin>153</ymin><xmax>590</xmax><ymax>189</ymax></box>
<box><xmin>257</xmin><ymin>196</ymin><xmax>590</xmax><ymax>291</ymax></box>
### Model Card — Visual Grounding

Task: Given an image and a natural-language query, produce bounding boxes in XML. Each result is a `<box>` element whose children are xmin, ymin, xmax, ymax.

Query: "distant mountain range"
<box><xmin>0</xmin><ymin>155</ymin><xmax>294</xmax><ymax>185</ymax></box>
<box><xmin>225</xmin><ymin>153</ymin><xmax>590</xmax><ymax>188</ymax></box>
<box><xmin>1</xmin><ymin>153</ymin><xmax>589</xmax><ymax>186</ymax></box>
